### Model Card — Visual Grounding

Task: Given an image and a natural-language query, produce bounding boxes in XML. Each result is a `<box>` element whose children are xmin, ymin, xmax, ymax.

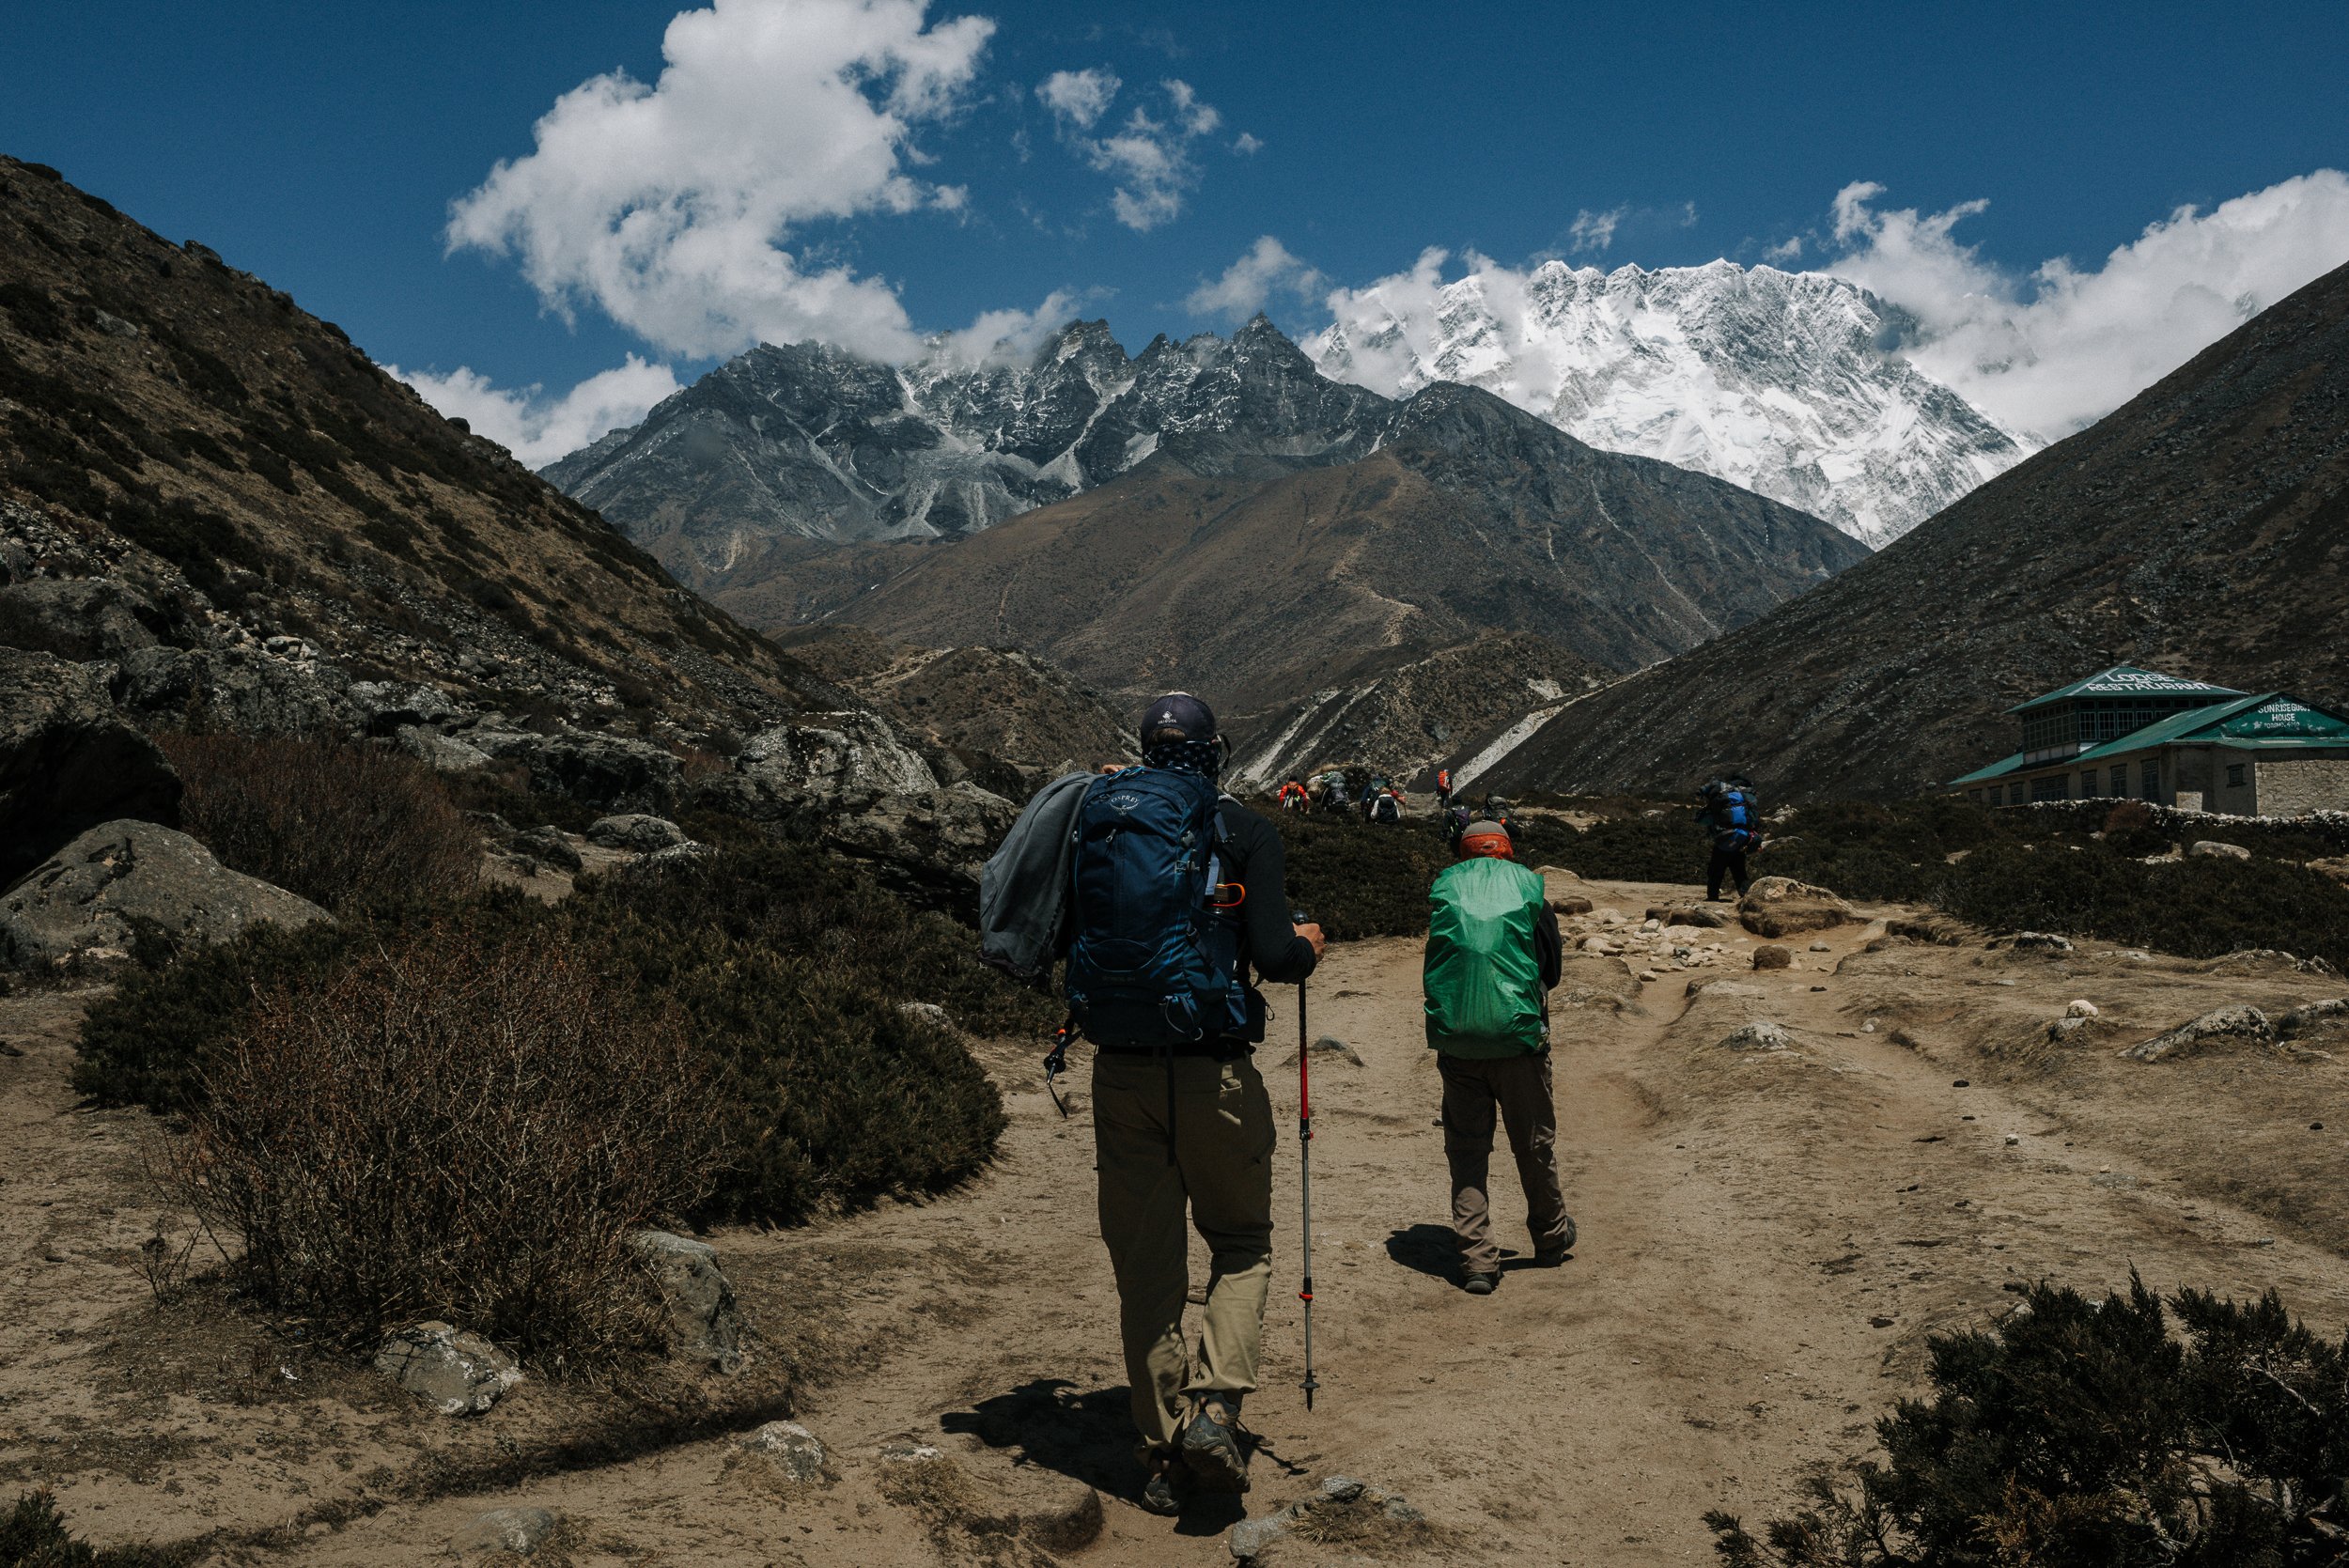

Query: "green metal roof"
<box><xmin>2074</xmin><ymin>692</ymin><xmax>2349</xmax><ymax>759</ymax></box>
<box><xmin>1948</xmin><ymin>752</ymin><xmax>2030</xmax><ymax>786</ymax></box>
<box><xmin>2007</xmin><ymin>665</ymin><xmax>2245</xmax><ymax>715</ymax></box>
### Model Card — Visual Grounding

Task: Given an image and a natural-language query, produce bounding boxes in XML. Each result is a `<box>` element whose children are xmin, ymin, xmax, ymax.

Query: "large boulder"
<box><xmin>373</xmin><ymin>1322</ymin><xmax>523</xmax><ymax>1416</ymax></box>
<box><xmin>0</xmin><ymin>577</ymin><xmax>163</xmax><ymax>661</ymax></box>
<box><xmin>2120</xmin><ymin>1004</ymin><xmax>2274</xmax><ymax>1063</ymax></box>
<box><xmin>0</xmin><ymin>648</ymin><xmax>181</xmax><ymax>885</ymax></box>
<box><xmin>344</xmin><ymin>680</ymin><xmax>464</xmax><ymax>736</ymax></box>
<box><xmin>628</xmin><ymin>1229</ymin><xmax>743</xmax><ymax>1373</ymax></box>
<box><xmin>1737</xmin><ymin>876</ymin><xmax>1855</xmax><ymax>939</ymax></box>
<box><xmin>586</xmin><ymin>813</ymin><xmax>688</xmax><ymax>852</ymax></box>
<box><xmin>735</xmin><ymin>711</ymin><xmax>940</xmax><ymax>803</ymax></box>
<box><xmin>449</xmin><ymin>1508</ymin><xmax>559</xmax><ymax>1559</ymax></box>
<box><xmin>112</xmin><ymin>644</ymin><xmax>351</xmax><ymax>736</ymax></box>
<box><xmin>0</xmin><ymin>820</ymin><xmax>327</xmax><ymax>970</ymax></box>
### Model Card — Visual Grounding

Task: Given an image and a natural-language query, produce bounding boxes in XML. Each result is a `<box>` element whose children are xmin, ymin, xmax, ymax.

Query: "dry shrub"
<box><xmin>173</xmin><ymin>921</ymin><xmax>721</xmax><ymax>1368</ymax></box>
<box><xmin>155</xmin><ymin>731</ymin><xmax>478</xmax><ymax>911</ymax></box>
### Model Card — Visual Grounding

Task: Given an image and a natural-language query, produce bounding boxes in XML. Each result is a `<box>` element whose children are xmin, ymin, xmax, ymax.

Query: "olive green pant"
<box><xmin>1439</xmin><ymin>1050</ymin><xmax>1570</xmax><ymax>1275</ymax></box>
<box><xmin>1093</xmin><ymin>1051</ymin><xmax>1276</xmax><ymax>1452</ymax></box>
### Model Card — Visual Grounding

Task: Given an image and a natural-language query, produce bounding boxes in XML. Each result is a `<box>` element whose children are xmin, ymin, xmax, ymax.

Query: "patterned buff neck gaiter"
<box><xmin>1143</xmin><ymin>738</ymin><xmax>1224</xmax><ymax>779</ymax></box>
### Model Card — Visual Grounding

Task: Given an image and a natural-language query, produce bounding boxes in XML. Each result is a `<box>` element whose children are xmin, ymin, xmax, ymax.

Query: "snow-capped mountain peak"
<box><xmin>1309</xmin><ymin>259</ymin><xmax>2035</xmax><ymax>547</ymax></box>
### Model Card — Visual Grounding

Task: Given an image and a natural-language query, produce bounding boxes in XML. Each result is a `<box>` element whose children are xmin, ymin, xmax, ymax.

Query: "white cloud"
<box><xmin>935</xmin><ymin>287</ymin><xmax>1088</xmax><ymax>363</ymax></box>
<box><xmin>1828</xmin><ymin>172</ymin><xmax>2349</xmax><ymax>439</ymax></box>
<box><xmin>445</xmin><ymin>0</ymin><xmax>995</xmax><ymax>364</ymax></box>
<box><xmin>1047</xmin><ymin>75</ymin><xmax>1230</xmax><ymax>231</ymax></box>
<box><xmin>1566</xmin><ymin>207</ymin><xmax>1623</xmax><ymax>253</ymax></box>
<box><xmin>1186</xmin><ymin>236</ymin><xmax>1323</xmax><ymax>321</ymax></box>
<box><xmin>1037</xmin><ymin>67</ymin><xmax>1119</xmax><ymax>131</ymax></box>
<box><xmin>390</xmin><ymin>356</ymin><xmax>683</xmax><ymax>469</ymax></box>
<box><xmin>1232</xmin><ymin>132</ymin><xmax>1263</xmax><ymax>156</ymax></box>
<box><xmin>1763</xmin><ymin>236</ymin><xmax>1805</xmax><ymax>262</ymax></box>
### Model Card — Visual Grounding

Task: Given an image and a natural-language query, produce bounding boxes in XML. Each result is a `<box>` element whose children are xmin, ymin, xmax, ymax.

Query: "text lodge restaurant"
<box><xmin>1949</xmin><ymin>666</ymin><xmax>2349</xmax><ymax>816</ymax></box>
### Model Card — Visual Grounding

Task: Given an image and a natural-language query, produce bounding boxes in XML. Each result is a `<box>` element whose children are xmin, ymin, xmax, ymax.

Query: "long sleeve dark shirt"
<box><xmin>1216</xmin><ymin>801</ymin><xmax>1317</xmax><ymax>986</ymax></box>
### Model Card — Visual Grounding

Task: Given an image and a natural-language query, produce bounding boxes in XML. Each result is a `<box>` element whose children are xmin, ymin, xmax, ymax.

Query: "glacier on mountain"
<box><xmin>1306</xmin><ymin>258</ymin><xmax>2034</xmax><ymax>547</ymax></box>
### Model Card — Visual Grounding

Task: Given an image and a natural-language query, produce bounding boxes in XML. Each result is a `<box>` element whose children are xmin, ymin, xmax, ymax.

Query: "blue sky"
<box><xmin>8</xmin><ymin>1</ymin><xmax>2349</xmax><ymax>459</ymax></box>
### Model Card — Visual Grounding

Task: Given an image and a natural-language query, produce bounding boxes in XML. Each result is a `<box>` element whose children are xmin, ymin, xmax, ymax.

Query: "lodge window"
<box><xmin>2226</xmin><ymin>763</ymin><xmax>2247</xmax><ymax>788</ymax></box>
<box><xmin>2031</xmin><ymin>774</ymin><xmax>2070</xmax><ymax>801</ymax></box>
<box><xmin>2081</xmin><ymin>769</ymin><xmax>2100</xmax><ymax>797</ymax></box>
<box><xmin>2141</xmin><ymin>758</ymin><xmax>2161</xmax><ymax>799</ymax></box>
<box><xmin>2110</xmin><ymin>765</ymin><xmax>2127</xmax><ymax>795</ymax></box>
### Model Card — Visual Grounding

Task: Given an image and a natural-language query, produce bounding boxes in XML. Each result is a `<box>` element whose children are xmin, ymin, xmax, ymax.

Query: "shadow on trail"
<box><xmin>1387</xmin><ymin>1222</ymin><xmax>1563</xmax><ymax>1279</ymax></box>
<box><xmin>1385</xmin><ymin>1222</ymin><xmax>1459</xmax><ymax>1279</ymax></box>
<box><xmin>941</xmin><ymin>1377</ymin><xmax>1283</xmax><ymax>1536</ymax></box>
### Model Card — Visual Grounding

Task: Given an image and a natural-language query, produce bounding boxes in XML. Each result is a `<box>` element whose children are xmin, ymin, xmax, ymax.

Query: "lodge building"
<box><xmin>1949</xmin><ymin>666</ymin><xmax>2349</xmax><ymax>815</ymax></box>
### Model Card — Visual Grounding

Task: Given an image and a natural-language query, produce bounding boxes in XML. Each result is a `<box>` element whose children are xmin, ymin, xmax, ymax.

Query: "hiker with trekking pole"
<box><xmin>976</xmin><ymin>693</ymin><xmax>1324</xmax><ymax>1518</ymax></box>
<box><xmin>1423</xmin><ymin>817</ymin><xmax>1575</xmax><ymax>1294</ymax></box>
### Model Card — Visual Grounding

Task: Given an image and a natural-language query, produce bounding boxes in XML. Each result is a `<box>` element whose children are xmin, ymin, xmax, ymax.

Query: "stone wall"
<box><xmin>2255</xmin><ymin>756</ymin><xmax>2349</xmax><ymax>815</ymax></box>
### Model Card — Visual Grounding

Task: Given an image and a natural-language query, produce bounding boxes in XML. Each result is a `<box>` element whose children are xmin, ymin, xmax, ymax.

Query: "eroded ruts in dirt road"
<box><xmin>4</xmin><ymin>875</ymin><xmax>2347</xmax><ymax>1564</ymax></box>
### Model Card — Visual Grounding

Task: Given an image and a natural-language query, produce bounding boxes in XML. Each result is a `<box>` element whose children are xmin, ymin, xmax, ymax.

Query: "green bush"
<box><xmin>1708</xmin><ymin>1277</ymin><xmax>2349</xmax><ymax>1566</ymax></box>
<box><xmin>1271</xmin><ymin>812</ymin><xmax>1453</xmax><ymax>940</ymax></box>
<box><xmin>0</xmin><ymin>1489</ymin><xmax>193</xmax><ymax>1566</ymax></box>
<box><xmin>1933</xmin><ymin>843</ymin><xmax>2349</xmax><ymax>970</ymax></box>
<box><xmin>74</xmin><ymin>913</ymin><xmax>373</xmax><ymax>1110</ymax></box>
<box><xmin>585</xmin><ymin>841</ymin><xmax>1053</xmax><ymax>1041</ymax></box>
<box><xmin>641</xmin><ymin>938</ymin><xmax>1004</xmax><ymax>1223</ymax></box>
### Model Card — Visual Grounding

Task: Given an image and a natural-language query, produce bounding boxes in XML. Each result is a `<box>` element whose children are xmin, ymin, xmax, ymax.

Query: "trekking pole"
<box><xmin>1291</xmin><ymin>909</ymin><xmax>1320</xmax><ymax>1412</ymax></box>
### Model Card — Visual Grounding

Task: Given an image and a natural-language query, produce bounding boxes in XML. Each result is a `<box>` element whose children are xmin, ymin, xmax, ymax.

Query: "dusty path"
<box><xmin>8</xmin><ymin>874</ymin><xmax>2349</xmax><ymax>1564</ymax></box>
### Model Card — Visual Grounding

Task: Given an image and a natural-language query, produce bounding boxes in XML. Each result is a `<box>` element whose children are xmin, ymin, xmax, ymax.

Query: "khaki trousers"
<box><xmin>1438</xmin><ymin>1051</ymin><xmax>1570</xmax><ymax>1275</ymax></box>
<box><xmin>1093</xmin><ymin>1051</ymin><xmax>1275</xmax><ymax>1452</ymax></box>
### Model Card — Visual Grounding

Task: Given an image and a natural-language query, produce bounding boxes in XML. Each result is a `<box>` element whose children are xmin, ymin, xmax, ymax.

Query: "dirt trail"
<box><xmin>8</xmin><ymin>875</ymin><xmax>2349</xmax><ymax>1564</ymax></box>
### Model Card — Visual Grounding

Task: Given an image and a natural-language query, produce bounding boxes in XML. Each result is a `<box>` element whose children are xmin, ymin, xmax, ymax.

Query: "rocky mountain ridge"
<box><xmin>1309</xmin><ymin>258</ymin><xmax>2033</xmax><ymax>548</ymax></box>
<box><xmin>0</xmin><ymin>156</ymin><xmax>1019</xmax><ymax>893</ymax></box>
<box><xmin>543</xmin><ymin>316</ymin><xmax>1392</xmax><ymax>593</ymax></box>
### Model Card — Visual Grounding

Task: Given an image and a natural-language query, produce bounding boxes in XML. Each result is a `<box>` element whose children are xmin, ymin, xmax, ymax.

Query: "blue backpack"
<box><xmin>1712</xmin><ymin>786</ymin><xmax>1757</xmax><ymax>851</ymax></box>
<box><xmin>1064</xmin><ymin>767</ymin><xmax>1254</xmax><ymax>1048</ymax></box>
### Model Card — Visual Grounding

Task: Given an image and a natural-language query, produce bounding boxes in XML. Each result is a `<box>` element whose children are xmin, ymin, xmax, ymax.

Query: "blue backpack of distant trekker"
<box><xmin>1064</xmin><ymin>767</ymin><xmax>1255</xmax><ymax>1048</ymax></box>
<box><xmin>1710</xmin><ymin>784</ymin><xmax>1758</xmax><ymax>852</ymax></box>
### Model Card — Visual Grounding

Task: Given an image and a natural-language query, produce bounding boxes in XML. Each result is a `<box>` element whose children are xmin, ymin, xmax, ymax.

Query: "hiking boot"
<box><xmin>1533</xmin><ymin>1216</ymin><xmax>1579</xmax><ymax>1266</ymax></box>
<box><xmin>1177</xmin><ymin>1397</ymin><xmax>1251</xmax><ymax>1494</ymax></box>
<box><xmin>1140</xmin><ymin>1458</ymin><xmax>1185</xmax><ymax>1516</ymax></box>
<box><xmin>1462</xmin><ymin>1271</ymin><xmax>1499</xmax><ymax>1296</ymax></box>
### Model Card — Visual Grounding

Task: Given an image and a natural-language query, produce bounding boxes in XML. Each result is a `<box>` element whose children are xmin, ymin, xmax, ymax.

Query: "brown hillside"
<box><xmin>0</xmin><ymin>155</ymin><xmax>828</xmax><ymax>731</ymax></box>
<box><xmin>1488</xmin><ymin>256</ymin><xmax>2349</xmax><ymax>800</ymax></box>
<box><xmin>739</xmin><ymin>385</ymin><xmax>1859</xmax><ymax>723</ymax></box>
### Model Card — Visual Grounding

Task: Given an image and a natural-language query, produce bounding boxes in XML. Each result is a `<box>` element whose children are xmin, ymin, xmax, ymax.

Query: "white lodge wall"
<box><xmin>2255</xmin><ymin>757</ymin><xmax>2349</xmax><ymax>815</ymax></box>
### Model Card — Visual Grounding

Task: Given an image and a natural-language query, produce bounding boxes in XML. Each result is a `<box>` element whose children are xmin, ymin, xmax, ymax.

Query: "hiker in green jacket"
<box><xmin>1422</xmin><ymin>820</ymin><xmax>1575</xmax><ymax>1295</ymax></box>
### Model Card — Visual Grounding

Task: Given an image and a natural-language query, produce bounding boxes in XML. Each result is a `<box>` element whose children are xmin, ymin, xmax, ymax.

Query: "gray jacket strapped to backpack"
<box><xmin>977</xmin><ymin>770</ymin><xmax>1094</xmax><ymax>987</ymax></box>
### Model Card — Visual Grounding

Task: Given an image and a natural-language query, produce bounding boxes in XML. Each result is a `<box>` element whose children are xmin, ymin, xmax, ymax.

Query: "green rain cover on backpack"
<box><xmin>1423</xmin><ymin>857</ymin><xmax>1548</xmax><ymax>1058</ymax></box>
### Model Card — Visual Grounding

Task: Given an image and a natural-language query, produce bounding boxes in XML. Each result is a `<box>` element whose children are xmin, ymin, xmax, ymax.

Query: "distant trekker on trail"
<box><xmin>1435</xmin><ymin>767</ymin><xmax>1454</xmax><ymax>810</ymax></box>
<box><xmin>1696</xmin><ymin>775</ymin><xmax>1761</xmax><ymax>902</ymax></box>
<box><xmin>1065</xmin><ymin>692</ymin><xmax>1324</xmax><ymax>1514</ymax></box>
<box><xmin>1422</xmin><ymin>819</ymin><xmax>1573</xmax><ymax>1295</ymax></box>
<box><xmin>1277</xmin><ymin>776</ymin><xmax>1311</xmax><ymax>813</ymax></box>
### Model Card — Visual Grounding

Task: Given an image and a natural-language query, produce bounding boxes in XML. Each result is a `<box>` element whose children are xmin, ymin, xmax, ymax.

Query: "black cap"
<box><xmin>1141</xmin><ymin>691</ymin><xmax>1217</xmax><ymax>747</ymax></box>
